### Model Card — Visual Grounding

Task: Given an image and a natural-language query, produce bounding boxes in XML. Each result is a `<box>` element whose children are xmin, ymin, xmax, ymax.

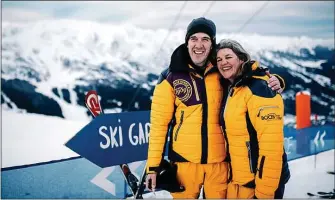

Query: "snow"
<box><xmin>219</xmin><ymin>33</ymin><xmax>334</xmax><ymax>56</ymax></box>
<box><xmin>283</xmin><ymin>150</ymin><xmax>335</xmax><ymax>198</ymax></box>
<box><xmin>1</xmin><ymin>92</ymin><xmax>20</xmax><ymax>110</ymax></box>
<box><xmin>297</xmin><ymin>90</ymin><xmax>311</xmax><ymax>96</ymax></box>
<box><xmin>141</xmin><ymin>150</ymin><xmax>335</xmax><ymax>199</ymax></box>
<box><xmin>1</xmin><ymin>110</ymin><xmax>86</xmax><ymax>168</ymax></box>
<box><xmin>312</xmin><ymin>74</ymin><xmax>332</xmax><ymax>87</ymax></box>
<box><xmin>2</xmin><ymin>20</ymin><xmax>334</xmax><ymax>87</ymax></box>
<box><xmin>311</xmin><ymin>95</ymin><xmax>329</xmax><ymax>106</ymax></box>
<box><xmin>1</xmin><ymin>110</ymin><xmax>334</xmax><ymax>198</ymax></box>
<box><xmin>295</xmin><ymin>60</ymin><xmax>326</xmax><ymax>69</ymax></box>
<box><xmin>142</xmin><ymin>150</ymin><xmax>335</xmax><ymax>199</ymax></box>
<box><xmin>270</xmin><ymin>57</ymin><xmax>330</xmax><ymax>86</ymax></box>
<box><xmin>35</xmin><ymin>84</ymin><xmax>92</xmax><ymax>121</ymax></box>
<box><xmin>284</xmin><ymin>114</ymin><xmax>296</xmax><ymax>126</ymax></box>
<box><xmin>289</xmin><ymin>71</ymin><xmax>312</xmax><ymax>84</ymax></box>
<box><xmin>2</xmin><ymin>19</ymin><xmax>334</xmax><ymax>122</ymax></box>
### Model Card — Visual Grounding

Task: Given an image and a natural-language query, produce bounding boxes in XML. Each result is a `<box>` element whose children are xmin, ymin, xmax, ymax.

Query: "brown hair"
<box><xmin>216</xmin><ymin>39</ymin><xmax>251</xmax><ymax>77</ymax></box>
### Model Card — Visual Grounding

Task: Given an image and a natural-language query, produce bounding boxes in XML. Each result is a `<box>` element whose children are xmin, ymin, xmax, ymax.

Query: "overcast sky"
<box><xmin>2</xmin><ymin>1</ymin><xmax>334</xmax><ymax>39</ymax></box>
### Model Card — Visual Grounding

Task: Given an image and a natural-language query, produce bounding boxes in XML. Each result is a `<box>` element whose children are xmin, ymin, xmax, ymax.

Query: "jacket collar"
<box><xmin>168</xmin><ymin>43</ymin><xmax>218</xmax><ymax>75</ymax></box>
<box><xmin>232</xmin><ymin>60</ymin><xmax>268</xmax><ymax>87</ymax></box>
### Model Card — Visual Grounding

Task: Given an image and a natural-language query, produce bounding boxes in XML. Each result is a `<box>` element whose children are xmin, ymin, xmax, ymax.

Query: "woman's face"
<box><xmin>217</xmin><ymin>48</ymin><xmax>244</xmax><ymax>82</ymax></box>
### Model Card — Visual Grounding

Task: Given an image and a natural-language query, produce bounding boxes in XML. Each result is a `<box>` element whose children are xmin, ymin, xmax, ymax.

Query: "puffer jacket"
<box><xmin>220</xmin><ymin>61</ymin><xmax>290</xmax><ymax>199</ymax></box>
<box><xmin>146</xmin><ymin>44</ymin><xmax>226</xmax><ymax>173</ymax></box>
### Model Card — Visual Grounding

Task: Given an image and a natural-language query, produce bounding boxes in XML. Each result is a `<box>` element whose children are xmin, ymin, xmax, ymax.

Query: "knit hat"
<box><xmin>185</xmin><ymin>17</ymin><xmax>216</xmax><ymax>45</ymax></box>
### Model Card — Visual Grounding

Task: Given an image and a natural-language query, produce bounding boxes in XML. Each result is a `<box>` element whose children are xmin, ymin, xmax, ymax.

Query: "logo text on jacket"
<box><xmin>261</xmin><ymin>113</ymin><xmax>282</xmax><ymax>121</ymax></box>
<box><xmin>173</xmin><ymin>79</ymin><xmax>193</xmax><ymax>102</ymax></box>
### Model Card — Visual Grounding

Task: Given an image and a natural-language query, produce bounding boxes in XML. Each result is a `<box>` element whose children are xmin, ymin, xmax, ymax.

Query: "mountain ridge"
<box><xmin>2</xmin><ymin>20</ymin><xmax>334</xmax><ymax>124</ymax></box>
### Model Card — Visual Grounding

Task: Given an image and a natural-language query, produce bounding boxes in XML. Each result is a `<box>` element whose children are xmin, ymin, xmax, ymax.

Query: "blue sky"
<box><xmin>2</xmin><ymin>1</ymin><xmax>334</xmax><ymax>39</ymax></box>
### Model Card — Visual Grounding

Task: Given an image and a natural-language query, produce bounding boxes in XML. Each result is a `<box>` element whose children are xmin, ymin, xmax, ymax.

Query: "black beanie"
<box><xmin>185</xmin><ymin>17</ymin><xmax>216</xmax><ymax>45</ymax></box>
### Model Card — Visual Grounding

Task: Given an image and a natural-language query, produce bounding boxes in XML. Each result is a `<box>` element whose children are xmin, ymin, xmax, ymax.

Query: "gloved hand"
<box><xmin>151</xmin><ymin>160</ymin><xmax>185</xmax><ymax>193</ymax></box>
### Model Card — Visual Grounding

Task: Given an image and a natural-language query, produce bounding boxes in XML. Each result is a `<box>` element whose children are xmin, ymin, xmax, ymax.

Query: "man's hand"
<box><xmin>266</xmin><ymin>71</ymin><xmax>283</xmax><ymax>94</ymax></box>
<box><xmin>145</xmin><ymin>173</ymin><xmax>157</xmax><ymax>192</ymax></box>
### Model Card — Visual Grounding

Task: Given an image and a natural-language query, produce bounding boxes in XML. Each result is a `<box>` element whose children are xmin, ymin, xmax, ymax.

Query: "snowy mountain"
<box><xmin>1</xmin><ymin>20</ymin><xmax>334</xmax><ymax>123</ymax></box>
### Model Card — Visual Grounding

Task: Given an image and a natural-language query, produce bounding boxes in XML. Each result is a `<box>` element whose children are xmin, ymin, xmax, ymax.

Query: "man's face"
<box><xmin>187</xmin><ymin>32</ymin><xmax>212</xmax><ymax>67</ymax></box>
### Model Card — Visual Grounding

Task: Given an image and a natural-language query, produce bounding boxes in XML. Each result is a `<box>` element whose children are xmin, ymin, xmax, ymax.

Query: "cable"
<box><xmin>126</xmin><ymin>1</ymin><xmax>270</xmax><ymax>112</ymax></box>
<box><xmin>126</xmin><ymin>1</ymin><xmax>219</xmax><ymax>111</ymax></box>
<box><xmin>126</xmin><ymin>1</ymin><xmax>188</xmax><ymax>111</ymax></box>
<box><xmin>235</xmin><ymin>1</ymin><xmax>270</xmax><ymax>34</ymax></box>
<box><xmin>202</xmin><ymin>1</ymin><xmax>216</xmax><ymax>17</ymax></box>
<box><xmin>154</xmin><ymin>1</ymin><xmax>188</xmax><ymax>59</ymax></box>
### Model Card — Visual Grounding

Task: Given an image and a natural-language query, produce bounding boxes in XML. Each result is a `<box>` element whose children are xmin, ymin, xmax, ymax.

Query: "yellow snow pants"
<box><xmin>227</xmin><ymin>182</ymin><xmax>286</xmax><ymax>199</ymax></box>
<box><xmin>227</xmin><ymin>183</ymin><xmax>255</xmax><ymax>199</ymax></box>
<box><xmin>170</xmin><ymin>162</ymin><xmax>228</xmax><ymax>199</ymax></box>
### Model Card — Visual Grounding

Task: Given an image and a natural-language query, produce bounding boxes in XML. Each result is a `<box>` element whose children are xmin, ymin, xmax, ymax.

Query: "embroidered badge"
<box><xmin>173</xmin><ymin>79</ymin><xmax>193</xmax><ymax>102</ymax></box>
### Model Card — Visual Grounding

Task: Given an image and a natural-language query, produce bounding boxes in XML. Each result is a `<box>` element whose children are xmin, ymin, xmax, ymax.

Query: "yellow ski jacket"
<box><xmin>220</xmin><ymin>61</ymin><xmax>290</xmax><ymax>199</ymax></box>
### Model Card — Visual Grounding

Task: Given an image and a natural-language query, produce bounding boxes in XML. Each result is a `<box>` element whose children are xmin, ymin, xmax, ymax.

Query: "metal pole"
<box><xmin>124</xmin><ymin>179</ymin><xmax>127</xmax><ymax>198</ymax></box>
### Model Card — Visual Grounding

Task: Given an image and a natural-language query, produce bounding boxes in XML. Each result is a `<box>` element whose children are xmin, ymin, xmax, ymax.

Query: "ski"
<box><xmin>307</xmin><ymin>191</ymin><xmax>335</xmax><ymax>198</ymax></box>
<box><xmin>327</xmin><ymin>171</ymin><xmax>335</xmax><ymax>175</ymax></box>
<box><xmin>85</xmin><ymin>90</ymin><xmax>147</xmax><ymax>198</ymax></box>
<box><xmin>134</xmin><ymin>163</ymin><xmax>148</xmax><ymax>199</ymax></box>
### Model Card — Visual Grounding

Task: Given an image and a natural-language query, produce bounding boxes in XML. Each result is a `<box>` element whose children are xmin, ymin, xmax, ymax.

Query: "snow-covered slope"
<box><xmin>1</xmin><ymin>20</ymin><xmax>334</xmax><ymax>123</ymax></box>
<box><xmin>1</xmin><ymin>110</ymin><xmax>86</xmax><ymax>168</ymax></box>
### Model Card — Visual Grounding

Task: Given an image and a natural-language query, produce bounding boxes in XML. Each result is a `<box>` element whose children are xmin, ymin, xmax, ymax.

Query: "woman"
<box><xmin>216</xmin><ymin>39</ymin><xmax>290</xmax><ymax>199</ymax></box>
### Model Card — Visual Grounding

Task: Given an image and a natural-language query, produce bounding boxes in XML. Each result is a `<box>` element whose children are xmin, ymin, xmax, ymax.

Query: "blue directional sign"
<box><xmin>66</xmin><ymin>109</ymin><xmax>335</xmax><ymax>169</ymax></box>
<box><xmin>65</xmin><ymin>111</ymin><xmax>151</xmax><ymax>168</ymax></box>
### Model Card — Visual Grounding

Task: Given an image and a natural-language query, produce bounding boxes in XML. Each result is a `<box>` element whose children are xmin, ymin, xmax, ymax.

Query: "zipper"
<box><xmin>200</xmin><ymin>77</ymin><xmax>208</xmax><ymax>164</ymax></box>
<box><xmin>223</xmin><ymin>85</ymin><xmax>233</xmax><ymax>117</ymax></box>
<box><xmin>174</xmin><ymin>110</ymin><xmax>184</xmax><ymax>141</ymax></box>
<box><xmin>220</xmin><ymin>83</ymin><xmax>232</xmax><ymax>181</ymax></box>
<box><xmin>258</xmin><ymin>156</ymin><xmax>265</xmax><ymax>179</ymax></box>
<box><xmin>257</xmin><ymin>105</ymin><xmax>279</xmax><ymax>117</ymax></box>
<box><xmin>220</xmin><ymin>125</ymin><xmax>224</xmax><ymax>134</ymax></box>
<box><xmin>223</xmin><ymin>79</ymin><xmax>241</xmax><ymax>117</ymax></box>
<box><xmin>246</xmin><ymin>141</ymin><xmax>254</xmax><ymax>174</ymax></box>
<box><xmin>189</xmin><ymin>74</ymin><xmax>200</xmax><ymax>101</ymax></box>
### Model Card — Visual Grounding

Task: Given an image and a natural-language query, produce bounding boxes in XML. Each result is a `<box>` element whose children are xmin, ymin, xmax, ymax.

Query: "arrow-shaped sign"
<box><xmin>128</xmin><ymin>160</ymin><xmax>145</xmax><ymax>180</ymax></box>
<box><xmin>313</xmin><ymin>131</ymin><xmax>320</xmax><ymax>147</ymax></box>
<box><xmin>314</xmin><ymin>130</ymin><xmax>327</xmax><ymax>148</ymax></box>
<box><xmin>65</xmin><ymin>111</ymin><xmax>151</xmax><ymax>168</ymax></box>
<box><xmin>320</xmin><ymin>131</ymin><xmax>326</xmax><ymax>148</ymax></box>
<box><xmin>90</xmin><ymin>161</ymin><xmax>144</xmax><ymax>196</ymax></box>
<box><xmin>90</xmin><ymin>166</ymin><xmax>116</xmax><ymax>195</ymax></box>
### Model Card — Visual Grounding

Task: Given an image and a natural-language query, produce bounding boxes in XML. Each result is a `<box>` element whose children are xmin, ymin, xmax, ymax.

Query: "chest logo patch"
<box><xmin>173</xmin><ymin>79</ymin><xmax>193</xmax><ymax>102</ymax></box>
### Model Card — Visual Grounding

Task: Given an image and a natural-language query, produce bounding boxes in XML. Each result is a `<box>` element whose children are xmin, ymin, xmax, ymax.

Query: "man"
<box><xmin>145</xmin><ymin>17</ymin><xmax>283</xmax><ymax>198</ymax></box>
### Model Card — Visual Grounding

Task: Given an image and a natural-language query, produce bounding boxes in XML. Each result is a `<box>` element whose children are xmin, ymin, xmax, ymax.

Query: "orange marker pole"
<box><xmin>296</xmin><ymin>91</ymin><xmax>312</xmax><ymax>155</ymax></box>
<box><xmin>296</xmin><ymin>91</ymin><xmax>311</xmax><ymax>129</ymax></box>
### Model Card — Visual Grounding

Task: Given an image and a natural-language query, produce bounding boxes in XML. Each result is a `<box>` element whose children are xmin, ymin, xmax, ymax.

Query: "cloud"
<box><xmin>1</xmin><ymin>1</ymin><xmax>333</xmax><ymax>39</ymax></box>
<box><xmin>2</xmin><ymin>8</ymin><xmax>53</xmax><ymax>22</ymax></box>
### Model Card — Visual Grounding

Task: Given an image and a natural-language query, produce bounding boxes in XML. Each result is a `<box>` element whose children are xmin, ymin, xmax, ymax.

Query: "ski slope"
<box><xmin>1</xmin><ymin>110</ymin><xmax>334</xmax><ymax>198</ymax></box>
